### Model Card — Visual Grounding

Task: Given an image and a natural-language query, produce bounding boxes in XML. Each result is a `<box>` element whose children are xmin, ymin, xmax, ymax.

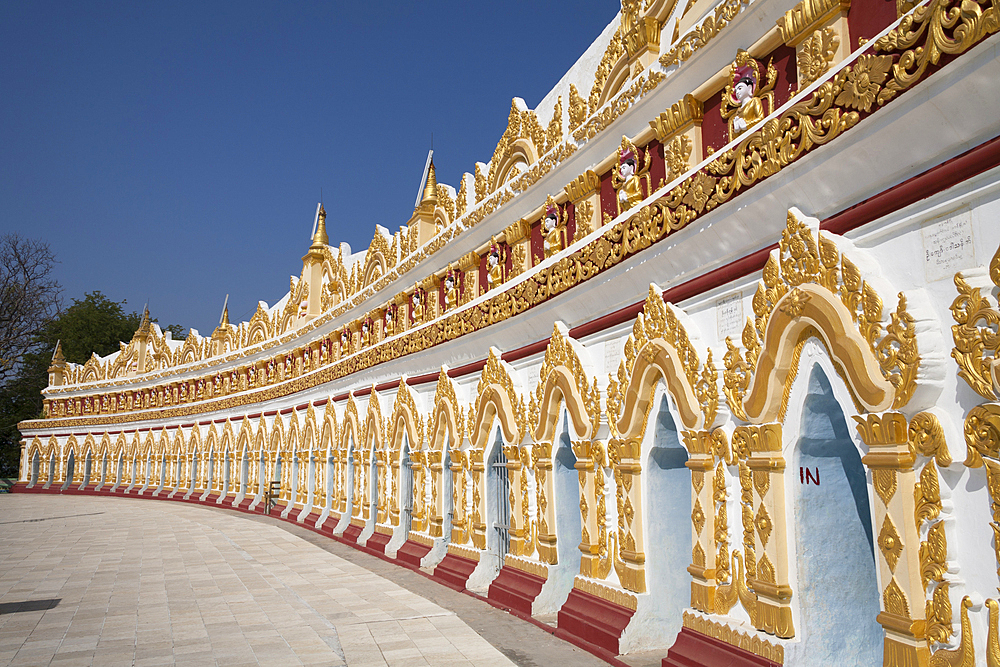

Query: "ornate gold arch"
<box><xmin>361</xmin><ymin>231</ymin><xmax>394</xmax><ymax>288</ymax></box>
<box><xmin>340</xmin><ymin>394</ymin><xmax>361</xmax><ymax>454</ymax></box>
<box><xmin>320</xmin><ymin>400</ymin><xmax>338</xmax><ymax>453</ymax></box>
<box><xmin>469</xmin><ymin>348</ymin><xmax>526</xmax><ymax>449</ymax></box>
<box><xmin>388</xmin><ymin>378</ymin><xmax>424</xmax><ymax>453</ymax></box>
<box><xmin>269</xmin><ymin>414</ymin><xmax>285</xmax><ymax>453</ymax></box>
<box><xmin>608</xmin><ymin>284</ymin><xmax>718</xmax><ymax>438</ymax></box>
<box><xmin>429</xmin><ymin>368</ymin><xmax>465</xmax><ymax>453</ymax></box>
<box><xmin>530</xmin><ymin>322</ymin><xmax>601</xmax><ymax>442</ymax></box>
<box><xmin>245</xmin><ymin>303</ymin><xmax>274</xmax><ymax>347</ymax></box>
<box><xmin>723</xmin><ymin>209</ymin><xmax>917</xmax><ymax>424</ymax></box>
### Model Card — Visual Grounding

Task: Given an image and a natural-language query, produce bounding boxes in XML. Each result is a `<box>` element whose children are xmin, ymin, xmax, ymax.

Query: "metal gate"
<box><xmin>401</xmin><ymin>451</ymin><xmax>413</xmax><ymax>534</ymax></box>
<box><xmin>492</xmin><ymin>447</ymin><xmax>511</xmax><ymax>567</ymax></box>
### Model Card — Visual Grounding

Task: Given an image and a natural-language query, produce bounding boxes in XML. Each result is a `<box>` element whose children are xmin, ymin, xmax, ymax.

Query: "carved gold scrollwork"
<box><xmin>951</xmin><ymin>269</ymin><xmax>1000</xmax><ymax>401</ymax></box>
<box><xmin>724</xmin><ymin>210</ymin><xmax>918</xmax><ymax>421</ymax></box>
<box><xmin>875</xmin><ymin>0</ymin><xmax>1000</xmax><ymax>105</ymax></box>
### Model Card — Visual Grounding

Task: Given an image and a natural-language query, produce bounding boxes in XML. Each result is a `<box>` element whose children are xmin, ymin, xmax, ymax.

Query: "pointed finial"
<box><xmin>137</xmin><ymin>304</ymin><xmax>152</xmax><ymax>337</ymax></box>
<box><xmin>421</xmin><ymin>159</ymin><xmax>438</xmax><ymax>205</ymax></box>
<box><xmin>51</xmin><ymin>340</ymin><xmax>65</xmax><ymax>364</ymax></box>
<box><xmin>219</xmin><ymin>294</ymin><xmax>230</xmax><ymax>327</ymax></box>
<box><xmin>312</xmin><ymin>204</ymin><xmax>329</xmax><ymax>247</ymax></box>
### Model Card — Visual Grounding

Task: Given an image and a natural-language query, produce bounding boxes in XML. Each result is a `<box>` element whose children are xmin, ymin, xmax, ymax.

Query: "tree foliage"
<box><xmin>0</xmin><ymin>291</ymin><xmax>181</xmax><ymax>477</ymax></box>
<box><xmin>0</xmin><ymin>234</ymin><xmax>61</xmax><ymax>383</ymax></box>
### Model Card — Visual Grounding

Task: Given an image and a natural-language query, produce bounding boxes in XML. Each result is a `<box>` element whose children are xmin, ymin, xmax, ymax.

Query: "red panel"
<box><xmin>556</xmin><ymin>587</ymin><xmax>635</xmax><ymax>655</ymax></box>
<box><xmin>487</xmin><ymin>566</ymin><xmax>546</xmax><ymax>617</ymax></box>
<box><xmin>530</xmin><ymin>220</ymin><xmax>544</xmax><ymax>266</ymax></box>
<box><xmin>849</xmin><ymin>0</ymin><xmax>898</xmax><ymax>47</ymax></box>
<box><xmin>600</xmin><ymin>170</ymin><xmax>617</xmax><ymax>221</ymax></box>
<box><xmin>364</xmin><ymin>530</ymin><xmax>391</xmax><ymax>555</ymax></box>
<box><xmin>663</xmin><ymin>626</ymin><xmax>780</xmax><ymax>667</ymax></box>
<box><xmin>565</xmin><ymin>201</ymin><xmax>577</xmax><ymax>245</ymax></box>
<box><xmin>701</xmin><ymin>89</ymin><xmax>727</xmax><ymax>155</ymax></box>
<box><xmin>767</xmin><ymin>44</ymin><xmax>797</xmax><ymax>107</ymax></box>
<box><xmin>647</xmin><ymin>139</ymin><xmax>667</xmax><ymax>190</ymax></box>
<box><xmin>342</xmin><ymin>522</ymin><xmax>364</xmax><ymax>544</ymax></box>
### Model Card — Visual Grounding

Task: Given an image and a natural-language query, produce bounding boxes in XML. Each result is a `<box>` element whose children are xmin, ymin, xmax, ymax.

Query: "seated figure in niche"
<box><xmin>444</xmin><ymin>267</ymin><xmax>459</xmax><ymax>311</ymax></box>
<box><xmin>542</xmin><ymin>197</ymin><xmax>567</xmax><ymax>260</ymax></box>
<box><xmin>486</xmin><ymin>240</ymin><xmax>505</xmax><ymax>291</ymax></box>
<box><xmin>361</xmin><ymin>318</ymin><xmax>371</xmax><ymax>347</ymax></box>
<box><xmin>384</xmin><ymin>306</ymin><xmax>395</xmax><ymax>337</ymax></box>
<box><xmin>411</xmin><ymin>289</ymin><xmax>424</xmax><ymax>324</ymax></box>
<box><xmin>721</xmin><ymin>50</ymin><xmax>776</xmax><ymax>140</ymax></box>
<box><xmin>340</xmin><ymin>328</ymin><xmax>350</xmax><ymax>357</ymax></box>
<box><xmin>612</xmin><ymin>136</ymin><xmax>651</xmax><ymax>216</ymax></box>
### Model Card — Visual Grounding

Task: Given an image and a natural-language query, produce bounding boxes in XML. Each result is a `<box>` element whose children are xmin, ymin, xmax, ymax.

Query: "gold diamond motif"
<box><xmin>755</xmin><ymin>504</ymin><xmax>773</xmax><ymax>547</ymax></box>
<box><xmin>879</xmin><ymin>515</ymin><xmax>903</xmax><ymax>572</ymax></box>
<box><xmin>692</xmin><ymin>499</ymin><xmax>706</xmax><ymax>536</ymax></box>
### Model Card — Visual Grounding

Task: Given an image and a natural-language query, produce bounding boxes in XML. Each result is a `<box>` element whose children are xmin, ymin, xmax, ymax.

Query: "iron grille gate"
<box><xmin>401</xmin><ymin>455</ymin><xmax>413</xmax><ymax>534</ymax></box>
<box><xmin>492</xmin><ymin>448</ymin><xmax>511</xmax><ymax>567</ymax></box>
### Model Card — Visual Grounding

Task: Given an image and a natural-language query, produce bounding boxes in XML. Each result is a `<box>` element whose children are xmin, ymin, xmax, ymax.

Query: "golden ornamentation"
<box><xmin>929</xmin><ymin>596</ymin><xmax>974</xmax><ymax>667</ymax></box>
<box><xmin>984</xmin><ymin>456</ymin><xmax>1000</xmax><ymax>590</ymax></box>
<box><xmin>472</xmin><ymin>348</ymin><xmax>526</xmax><ymax>447</ymax></box>
<box><xmin>988</xmin><ymin>598</ymin><xmax>1000</xmax><ymax>667</ymax></box>
<box><xmin>681</xmin><ymin>612</ymin><xmax>784</xmax><ymax>664</ymax></box>
<box><xmin>878</xmin><ymin>514</ymin><xmax>904</xmax><ymax>572</ymax></box>
<box><xmin>530</xmin><ymin>323</ymin><xmax>600</xmax><ymax>440</ymax></box>
<box><xmin>925</xmin><ymin>581</ymin><xmax>954</xmax><ymax>645</ymax></box>
<box><xmin>724</xmin><ymin>210</ymin><xmax>917</xmax><ymax>421</ymax></box>
<box><xmin>915</xmin><ymin>460</ymin><xmax>943</xmax><ymax>525</ymax></box>
<box><xmin>777</xmin><ymin>0</ymin><xmax>851</xmax><ymax>44</ymax></box>
<box><xmin>660</xmin><ymin>0</ymin><xmax>751</xmax><ymax>67</ymax></box>
<box><xmin>911</xmin><ymin>412</ymin><xmax>952</xmax><ymax>467</ymax></box>
<box><xmin>692</xmin><ymin>498</ymin><xmax>706</xmax><ymax>535</ymax></box>
<box><xmin>884</xmin><ymin>577</ymin><xmax>911</xmax><ymax>619</ymax></box>
<box><xmin>649</xmin><ymin>94</ymin><xmax>703</xmax><ymax>143</ymax></box>
<box><xmin>573</xmin><ymin>71</ymin><xmax>664</xmax><ymax>143</ymax></box>
<box><xmin>568</xmin><ymin>84</ymin><xmax>587</xmax><ymax>130</ymax></box>
<box><xmin>873</xmin><ymin>469</ymin><xmax>897</xmax><ymax>507</ymax></box>
<box><xmin>798</xmin><ymin>28</ymin><xmax>841</xmax><ymax>88</ymax></box>
<box><xmin>874</xmin><ymin>0</ymin><xmax>1000</xmax><ymax>106</ymax></box>
<box><xmin>964</xmin><ymin>403</ymin><xmax>1000</xmax><ymax>467</ymax></box>
<box><xmin>754</xmin><ymin>504</ymin><xmax>772</xmax><ymax>548</ymax></box>
<box><xmin>921</xmin><ymin>521</ymin><xmax>948</xmax><ymax>592</ymax></box>
<box><xmin>834</xmin><ymin>54</ymin><xmax>893</xmax><ymax>112</ymax></box>
<box><xmin>575</xmin><ymin>200</ymin><xmax>594</xmax><ymax>239</ymax></box>
<box><xmin>573</xmin><ymin>577</ymin><xmax>637</xmax><ymax>611</ymax></box>
<box><xmin>587</xmin><ymin>27</ymin><xmax>625</xmax><ymax>115</ymax></box>
<box><xmin>664</xmin><ymin>135</ymin><xmax>692</xmax><ymax>182</ymax></box>
<box><xmin>951</xmin><ymin>270</ymin><xmax>1000</xmax><ymax>401</ymax></box>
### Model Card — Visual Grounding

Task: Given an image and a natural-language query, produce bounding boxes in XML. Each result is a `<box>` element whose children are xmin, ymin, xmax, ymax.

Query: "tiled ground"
<box><xmin>0</xmin><ymin>495</ymin><xmax>516</xmax><ymax>666</ymax></box>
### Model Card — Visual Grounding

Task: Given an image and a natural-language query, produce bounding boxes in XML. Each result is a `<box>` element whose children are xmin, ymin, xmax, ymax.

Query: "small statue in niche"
<box><xmin>361</xmin><ymin>318</ymin><xmax>371</xmax><ymax>347</ymax></box>
<box><xmin>443</xmin><ymin>266</ymin><xmax>459</xmax><ymax>311</ymax></box>
<box><xmin>411</xmin><ymin>288</ymin><xmax>424</xmax><ymax>324</ymax></box>
<box><xmin>486</xmin><ymin>239</ymin><xmax>505</xmax><ymax>291</ymax></box>
<box><xmin>542</xmin><ymin>197</ymin><xmax>568</xmax><ymax>259</ymax></box>
<box><xmin>384</xmin><ymin>306</ymin><xmax>395</xmax><ymax>338</ymax></box>
<box><xmin>721</xmin><ymin>49</ymin><xmax>776</xmax><ymax>140</ymax></box>
<box><xmin>613</xmin><ymin>135</ymin><xmax>651</xmax><ymax>215</ymax></box>
<box><xmin>340</xmin><ymin>328</ymin><xmax>350</xmax><ymax>357</ymax></box>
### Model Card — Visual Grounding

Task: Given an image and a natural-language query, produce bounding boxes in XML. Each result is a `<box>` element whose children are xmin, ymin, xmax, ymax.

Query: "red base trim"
<box><xmin>236</xmin><ymin>497</ymin><xmax>254</xmax><ymax>511</ymax></box>
<box><xmin>432</xmin><ymin>553</ymin><xmax>478</xmax><ymax>591</ymax></box>
<box><xmin>487</xmin><ymin>566</ymin><xmax>545</xmax><ymax>617</ymax></box>
<box><xmin>662</xmin><ymin>627</ymin><xmax>779</xmax><ymax>667</ymax></box>
<box><xmin>364</xmin><ymin>530</ymin><xmax>391</xmax><ymax>555</ymax></box>
<box><xmin>555</xmin><ymin>587</ymin><xmax>635</xmax><ymax>656</ymax></box>
<box><xmin>342</xmin><ymin>522</ymin><xmax>364</xmax><ymax>544</ymax></box>
<box><xmin>396</xmin><ymin>539</ymin><xmax>432</xmax><ymax>570</ymax></box>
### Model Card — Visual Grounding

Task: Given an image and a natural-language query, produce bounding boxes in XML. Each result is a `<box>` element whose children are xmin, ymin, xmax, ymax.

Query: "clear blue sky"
<box><xmin>1</xmin><ymin>1</ymin><xmax>618</xmax><ymax>339</ymax></box>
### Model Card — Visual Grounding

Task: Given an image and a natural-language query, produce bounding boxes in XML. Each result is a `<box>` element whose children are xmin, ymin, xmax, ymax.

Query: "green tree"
<box><xmin>0</xmin><ymin>292</ymin><xmax>180</xmax><ymax>477</ymax></box>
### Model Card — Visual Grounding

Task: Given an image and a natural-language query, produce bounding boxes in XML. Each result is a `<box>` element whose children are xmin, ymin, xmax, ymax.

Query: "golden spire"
<box><xmin>220</xmin><ymin>305</ymin><xmax>229</xmax><ymax>326</ymax></box>
<box><xmin>136</xmin><ymin>305</ymin><xmax>151</xmax><ymax>338</ymax></box>
<box><xmin>312</xmin><ymin>204</ymin><xmax>329</xmax><ymax>247</ymax></box>
<box><xmin>421</xmin><ymin>159</ymin><xmax>438</xmax><ymax>205</ymax></box>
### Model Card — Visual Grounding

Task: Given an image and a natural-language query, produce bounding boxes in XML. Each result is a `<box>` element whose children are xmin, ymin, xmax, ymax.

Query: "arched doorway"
<box><xmin>486</xmin><ymin>427</ymin><xmax>511</xmax><ymax>576</ymax></box>
<box><xmin>790</xmin><ymin>364</ymin><xmax>881</xmax><ymax>664</ymax></box>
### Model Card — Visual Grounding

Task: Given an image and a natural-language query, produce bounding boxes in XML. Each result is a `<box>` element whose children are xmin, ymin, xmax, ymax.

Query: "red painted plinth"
<box><xmin>236</xmin><ymin>497</ymin><xmax>254</xmax><ymax>511</ymax></box>
<box><xmin>202</xmin><ymin>493</ymin><xmax>220</xmax><ymax>504</ymax></box>
<box><xmin>365</xmin><ymin>531</ymin><xmax>391</xmax><ymax>555</ymax></box>
<box><xmin>342</xmin><ymin>522</ymin><xmax>364</xmax><ymax>544</ymax></box>
<box><xmin>432</xmin><ymin>553</ymin><xmax>478</xmax><ymax>591</ymax></box>
<box><xmin>555</xmin><ymin>587</ymin><xmax>635</xmax><ymax>656</ymax></box>
<box><xmin>488</xmin><ymin>566</ymin><xmax>545</xmax><ymax>617</ymax></box>
<box><xmin>662</xmin><ymin>627</ymin><xmax>780</xmax><ymax>667</ymax></box>
<box><xmin>395</xmin><ymin>540</ymin><xmax>432</xmax><ymax>570</ymax></box>
<box><xmin>10</xmin><ymin>482</ymin><xmax>35</xmax><ymax>493</ymax></box>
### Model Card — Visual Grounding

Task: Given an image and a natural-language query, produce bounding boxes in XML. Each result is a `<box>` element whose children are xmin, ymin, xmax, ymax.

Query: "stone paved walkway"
<box><xmin>0</xmin><ymin>495</ymin><xmax>538</xmax><ymax>666</ymax></box>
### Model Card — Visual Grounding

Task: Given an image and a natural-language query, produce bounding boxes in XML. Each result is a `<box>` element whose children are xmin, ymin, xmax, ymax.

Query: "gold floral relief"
<box><xmin>797</xmin><ymin>27</ymin><xmax>840</xmax><ymax>88</ymax></box>
<box><xmin>951</xmin><ymin>270</ymin><xmax>1000</xmax><ymax>401</ymax></box>
<box><xmin>878</xmin><ymin>514</ymin><xmax>904</xmax><ymax>572</ymax></box>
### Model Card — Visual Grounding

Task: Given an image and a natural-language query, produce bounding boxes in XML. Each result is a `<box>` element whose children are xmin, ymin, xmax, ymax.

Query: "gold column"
<box><xmin>428</xmin><ymin>450</ymin><xmax>445</xmax><ymax>537</ymax></box>
<box><xmin>470</xmin><ymin>447</ymin><xmax>487</xmax><ymax>549</ymax></box>
<box><xmin>504</xmin><ymin>445</ymin><xmax>527</xmax><ymax>556</ymax></box>
<box><xmin>564</xmin><ymin>170</ymin><xmax>601</xmax><ymax>238</ymax></box>
<box><xmin>573</xmin><ymin>440</ymin><xmax>603</xmax><ymax>577</ymax></box>
<box><xmin>734</xmin><ymin>423</ymin><xmax>794</xmax><ymax>639</ymax></box>
<box><xmin>855</xmin><ymin>413</ymin><xmax>930</xmax><ymax>666</ymax></box>
<box><xmin>535</xmin><ymin>442</ymin><xmax>558</xmax><ymax>565</ymax></box>
<box><xmin>609</xmin><ymin>437</ymin><xmax>646</xmax><ymax>593</ymax></box>
<box><xmin>411</xmin><ymin>451</ymin><xmax>427</xmax><ymax>532</ymax></box>
<box><xmin>683</xmin><ymin>430</ymin><xmax>719</xmax><ymax>614</ymax></box>
<box><xmin>376</xmin><ymin>449</ymin><xmax>388</xmax><ymax>524</ymax></box>
<box><xmin>389</xmin><ymin>448</ymin><xmax>401</xmax><ymax>526</ymax></box>
<box><xmin>450</xmin><ymin>450</ymin><xmax>469</xmax><ymax>544</ymax></box>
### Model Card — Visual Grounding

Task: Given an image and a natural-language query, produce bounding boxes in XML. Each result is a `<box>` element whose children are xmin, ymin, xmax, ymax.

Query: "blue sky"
<box><xmin>1</xmin><ymin>1</ymin><xmax>618</xmax><ymax>339</ymax></box>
